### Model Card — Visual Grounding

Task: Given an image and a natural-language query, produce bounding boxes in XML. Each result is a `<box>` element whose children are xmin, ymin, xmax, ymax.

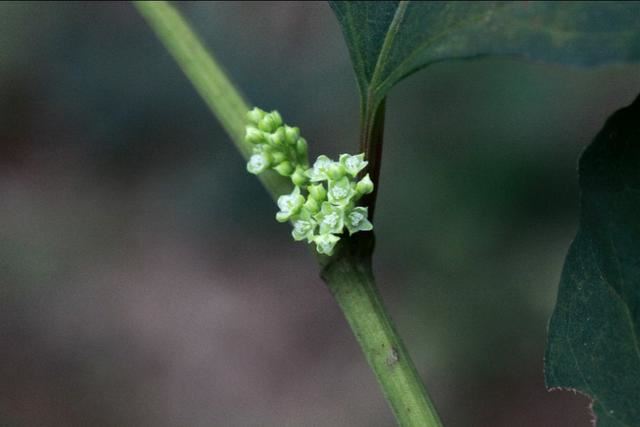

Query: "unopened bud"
<box><xmin>247</xmin><ymin>107</ymin><xmax>266</xmax><ymax>125</ymax></box>
<box><xmin>284</xmin><ymin>126</ymin><xmax>300</xmax><ymax>144</ymax></box>
<box><xmin>327</xmin><ymin>163</ymin><xmax>346</xmax><ymax>180</ymax></box>
<box><xmin>274</xmin><ymin>161</ymin><xmax>294</xmax><ymax>176</ymax></box>
<box><xmin>308</xmin><ymin>183</ymin><xmax>327</xmax><ymax>202</ymax></box>
<box><xmin>245</xmin><ymin>126</ymin><xmax>264</xmax><ymax>144</ymax></box>
<box><xmin>303</xmin><ymin>197</ymin><xmax>320</xmax><ymax>214</ymax></box>
<box><xmin>356</xmin><ymin>173</ymin><xmax>374</xmax><ymax>195</ymax></box>
<box><xmin>291</xmin><ymin>168</ymin><xmax>308</xmax><ymax>186</ymax></box>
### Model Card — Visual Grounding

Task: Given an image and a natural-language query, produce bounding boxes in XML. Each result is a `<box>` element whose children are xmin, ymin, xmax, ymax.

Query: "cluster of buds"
<box><xmin>245</xmin><ymin>108</ymin><xmax>374</xmax><ymax>256</ymax></box>
<box><xmin>246</xmin><ymin>107</ymin><xmax>309</xmax><ymax>185</ymax></box>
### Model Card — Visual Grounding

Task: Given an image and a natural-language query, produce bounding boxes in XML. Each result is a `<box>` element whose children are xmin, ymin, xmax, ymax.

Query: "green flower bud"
<box><xmin>253</xmin><ymin>143</ymin><xmax>272</xmax><ymax>154</ymax></box>
<box><xmin>271</xmin><ymin>151</ymin><xmax>286</xmax><ymax>164</ymax></box>
<box><xmin>296</xmin><ymin>138</ymin><xmax>308</xmax><ymax>158</ymax></box>
<box><xmin>344</xmin><ymin>206</ymin><xmax>373</xmax><ymax>235</ymax></box>
<box><xmin>328</xmin><ymin>176</ymin><xmax>356</xmax><ymax>206</ymax></box>
<box><xmin>308</xmin><ymin>183</ymin><xmax>327</xmax><ymax>202</ymax></box>
<box><xmin>339</xmin><ymin>153</ymin><xmax>368</xmax><ymax>177</ymax></box>
<box><xmin>267</xmin><ymin>127</ymin><xmax>286</xmax><ymax>146</ymax></box>
<box><xmin>247</xmin><ymin>107</ymin><xmax>266</xmax><ymax>125</ymax></box>
<box><xmin>284</xmin><ymin>126</ymin><xmax>300</xmax><ymax>144</ymax></box>
<box><xmin>314</xmin><ymin>202</ymin><xmax>344</xmax><ymax>235</ymax></box>
<box><xmin>245</xmin><ymin>126</ymin><xmax>265</xmax><ymax>144</ymax></box>
<box><xmin>303</xmin><ymin>196</ymin><xmax>320</xmax><ymax>214</ymax></box>
<box><xmin>327</xmin><ymin>162</ymin><xmax>346</xmax><ymax>180</ymax></box>
<box><xmin>276</xmin><ymin>186</ymin><xmax>304</xmax><ymax>222</ymax></box>
<box><xmin>355</xmin><ymin>173</ymin><xmax>374</xmax><ymax>195</ymax></box>
<box><xmin>291</xmin><ymin>168</ymin><xmax>308</xmax><ymax>186</ymax></box>
<box><xmin>247</xmin><ymin>153</ymin><xmax>270</xmax><ymax>175</ymax></box>
<box><xmin>271</xmin><ymin>111</ymin><xmax>283</xmax><ymax>127</ymax></box>
<box><xmin>259</xmin><ymin>111</ymin><xmax>282</xmax><ymax>132</ymax></box>
<box><xmin>313</xmin><ymin>233</ymin><xmax>340</xmax><ymax>256</ymax></box>
<box><xmin>274</xmin><ymin>161</ymin><xmax>294</xmax><ymax>176</ymax></box>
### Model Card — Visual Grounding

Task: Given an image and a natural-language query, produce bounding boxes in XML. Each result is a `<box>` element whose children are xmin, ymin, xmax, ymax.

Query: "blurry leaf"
<box><xmin>329</xmin><ymin>1</ymin><xmax>640</xmax><ymax>106</ymax></box>
<box><xmin>545</xmin><ymin>96</ymin><xmax>640</xmax><ymax>426</ymax></box>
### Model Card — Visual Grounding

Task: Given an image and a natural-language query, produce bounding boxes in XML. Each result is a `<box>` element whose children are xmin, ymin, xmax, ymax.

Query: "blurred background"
<box><xmin>1</xmin><ymin>2</ymin><xmax>639</xmax><ymax>426</ymax></box>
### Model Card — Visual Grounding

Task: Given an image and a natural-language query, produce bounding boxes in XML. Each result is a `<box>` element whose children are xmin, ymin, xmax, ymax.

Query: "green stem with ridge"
<box><xmin>135</xmin><ymin>2</ymin><xmax>443</xmax><ymax>426</ymax></box>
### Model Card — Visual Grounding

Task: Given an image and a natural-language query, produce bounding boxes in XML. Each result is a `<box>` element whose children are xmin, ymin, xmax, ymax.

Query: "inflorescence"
<box><xmin>245</xmin><ymin>107</ymin><xmax>374</xmax><ymax>255</ymax></box>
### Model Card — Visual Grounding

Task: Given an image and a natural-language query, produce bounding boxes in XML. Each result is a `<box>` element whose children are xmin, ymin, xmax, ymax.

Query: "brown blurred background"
<box><xmin>2</xmin><ymin>2</ymin><xmax>640</xmax><ymax>426</ymax></box>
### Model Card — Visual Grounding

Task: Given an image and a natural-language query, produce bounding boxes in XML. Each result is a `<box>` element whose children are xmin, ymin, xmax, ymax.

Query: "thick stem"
<box><xmin>322</xmin><ymin>246</ymin><xmax>443</xmax><ymax>427</ymax></box>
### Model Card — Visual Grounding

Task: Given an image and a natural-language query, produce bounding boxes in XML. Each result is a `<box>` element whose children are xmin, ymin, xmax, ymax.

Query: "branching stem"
<box><xmin>135</xmin><ymin>2</ymin><xmax>443</xmax><ymax>426</ymax></box>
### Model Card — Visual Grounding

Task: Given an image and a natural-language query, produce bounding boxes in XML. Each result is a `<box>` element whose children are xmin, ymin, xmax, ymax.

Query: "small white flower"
<box><xmin>306</xmin><ymin>155</ymin><xmax>334</xmax><ymax>182</ymax></box>
<box><xmin>275</xmin><ymin>186</ymin><xmax>304</xmax><ymax>222</ymax></box>
<box><xmin>313</xmin><ymin>234</ymin><xmax>340</xmax><ymax>256</ymax></box>
<box><xmin>314</xmin><ymin>202</ymin><xmax>344</xmax><ymax>235</ymax></box>
<box><xmin>340</xmin><ymin>153</ymin><xmax>367</xmax><ymax>177</ymax></box>
<box><xmin>344</xmin><ymin>206</ymin><xmax>373</xmax><ymax>235</ymax></box>
<box><xmin>247</xmin><ymin>154</ymin><xmax>269</xmax><ymax>174</ymax></box>
<box><xmin>328</xmin><ymin>176</ymin><xmax>355</xmax><ymax>206</ymax></box>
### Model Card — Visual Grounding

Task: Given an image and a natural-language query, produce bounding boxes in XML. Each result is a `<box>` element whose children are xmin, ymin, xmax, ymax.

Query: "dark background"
<box><xmin>2</xmin><ymin>2</ymin><xmax>640</xmax><ymax>426</ymax></box>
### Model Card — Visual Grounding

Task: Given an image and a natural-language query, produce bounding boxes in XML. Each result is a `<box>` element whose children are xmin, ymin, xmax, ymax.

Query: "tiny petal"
<box><xmin>276</xmin><ymin>211</ymin><xmax>290</xmax><ymax>223</ymax></box>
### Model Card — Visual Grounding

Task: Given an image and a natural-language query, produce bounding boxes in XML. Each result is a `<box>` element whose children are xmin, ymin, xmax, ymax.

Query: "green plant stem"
<box><xmin>134</xmin><ymin>0</ymin><xmax>290</xmax><ymax>200</ymax></box>
<box><xmin>322</xmin><ymin>240</ymin><xmax>442</xmax><ymax>427</ymax></box>
<box><xmin>135</xmin><ymin>2</ymin><xmax>443</xmax><ymax>426</ymax></box>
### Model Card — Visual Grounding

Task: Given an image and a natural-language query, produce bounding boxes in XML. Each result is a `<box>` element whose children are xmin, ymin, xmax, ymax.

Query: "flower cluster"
<box><xmin>246</xmin><ymin>107</ymin><xmax>374</xmax><ymax>255</ymax></box>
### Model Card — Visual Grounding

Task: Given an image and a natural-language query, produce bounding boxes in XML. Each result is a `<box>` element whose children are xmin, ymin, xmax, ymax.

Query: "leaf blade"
<box><xmin>545</xmin><ymin>96</ymin><xmax>640</xmax><ymax>426</ymax></box>
<box><xmin>330</xmin><ymin>1</ymin><xmax>640</xmax><ymax>102</ymax></box>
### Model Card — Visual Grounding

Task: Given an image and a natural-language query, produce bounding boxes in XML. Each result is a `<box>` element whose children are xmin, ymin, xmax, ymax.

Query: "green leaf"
<box><xmin>329</xmin><ymin>1</ymin><xmax>640</xmax><ymax>105</ymax></box>
<box><xmin>545</xmin><ymin>96</ymin><xmax>640</xmax><ymax>426</ymax></box>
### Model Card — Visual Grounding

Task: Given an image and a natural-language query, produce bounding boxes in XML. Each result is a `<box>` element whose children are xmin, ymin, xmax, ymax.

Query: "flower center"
<box><xmin>250</xmin><ymin>155</ymin><xmax>265</xmax><ymax>170</ymax></box>
<box><xmin>349</xmin><ymin>212</ymin><xmax>364</xmax><ymax>226</ymax></box>
<box><xmin>295</xmin><ymin>221</ymin><xmax>311</xmax><ymax>233</ymax></box>
<box><xmin>331</xmin><ymin>186</ymin><xmax>348</xmax><ymax>199</ymax></box>
<box><xmin>345</xmin><ymin>157</ymin><xmax>360</xmax><ymax>170</ymax></box>
<box><xmin>324</xmin><ymin>212</ymin><xmax>339</xmax><ymax>227</ymax></box>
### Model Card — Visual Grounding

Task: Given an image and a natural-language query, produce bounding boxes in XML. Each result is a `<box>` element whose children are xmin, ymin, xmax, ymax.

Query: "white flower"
<box><xmin>247</xmin><ymin>154</ymin><xmax>269</xmax><ymax>174</ymax></box>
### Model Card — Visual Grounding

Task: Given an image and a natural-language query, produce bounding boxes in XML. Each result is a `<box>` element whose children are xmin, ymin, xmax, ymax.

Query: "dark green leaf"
<box><xmin>330</xmin><ymin>1</ymin><xmax>640</xmax><ymax>104</ymax></box>
<box><xmin>545</xmin><ymin>96</ymin><xmax>640</xmax><ymax>426</ymax></box>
